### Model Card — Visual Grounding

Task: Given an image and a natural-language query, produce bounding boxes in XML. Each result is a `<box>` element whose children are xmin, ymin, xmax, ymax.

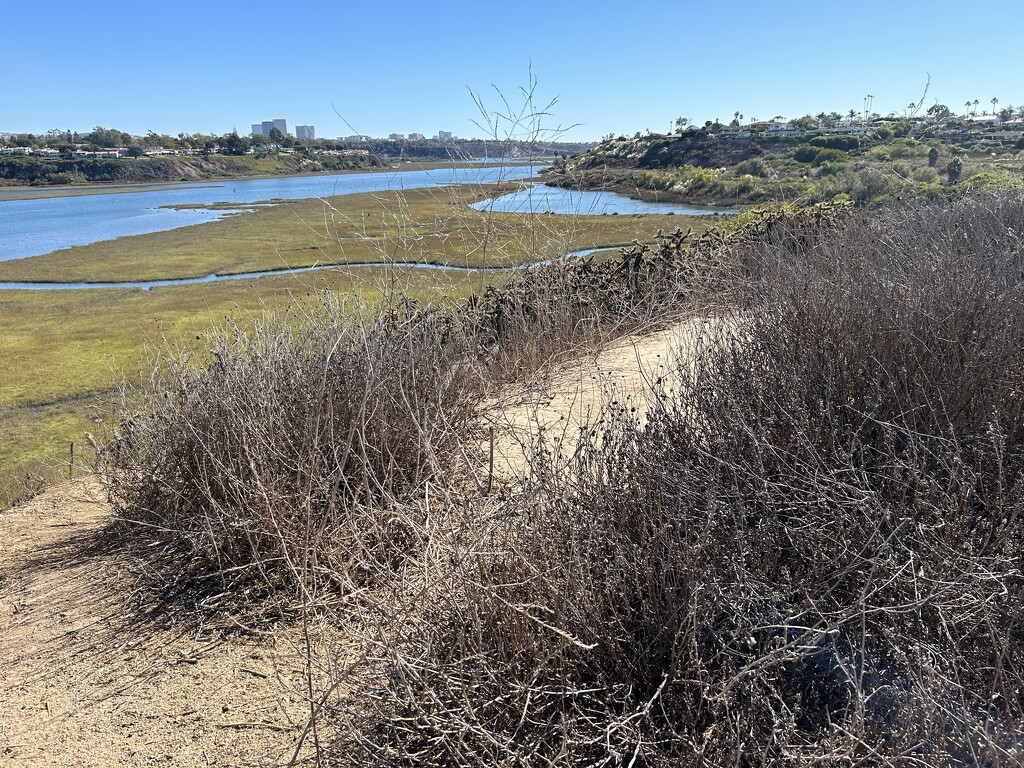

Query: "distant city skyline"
<box><xmin>4</xmin><ymin>1</ymin><xmax>1024</xmax><ymax>142</ymax></box>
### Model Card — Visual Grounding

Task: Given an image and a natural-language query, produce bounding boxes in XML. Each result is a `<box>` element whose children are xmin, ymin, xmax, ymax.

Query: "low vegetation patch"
<box><xmin>102</xmin><ymin>299</ymin><xmax>480</xmax><ymax>604</ymax></box>
<box><xmin>343</xmin><ymin>192</ymin><xmax>1024</xmax><ymax>765</ymax></box>
<box><xmin>98</xmin><ymin>191</ymin><xmax>1024</xmax><ymax>762</ymax></box>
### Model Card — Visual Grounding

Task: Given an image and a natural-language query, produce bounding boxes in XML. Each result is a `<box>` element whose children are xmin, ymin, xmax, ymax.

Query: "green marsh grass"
<box><xmin>0</xmin><ymin>185</ymin><xmax>696</xmax><ymax>283</ymax></box>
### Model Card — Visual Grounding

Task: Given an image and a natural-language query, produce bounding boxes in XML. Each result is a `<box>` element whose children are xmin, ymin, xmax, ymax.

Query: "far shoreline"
<box><xmin>0</xmin><ymin>158</ymin><xmax>548</xmax><ymax>202</ymax></box>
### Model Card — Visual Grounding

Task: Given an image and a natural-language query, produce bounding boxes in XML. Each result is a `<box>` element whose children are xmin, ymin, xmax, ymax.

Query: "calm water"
<box><xmin>0</xmin><ymin>165</ymin><xmax>539</xmax><ymax>263</ymax></box>
<box><xmin>472</xmin><ymin>184</ymin><xmax>738</xmax><ymax>216</ymax></box>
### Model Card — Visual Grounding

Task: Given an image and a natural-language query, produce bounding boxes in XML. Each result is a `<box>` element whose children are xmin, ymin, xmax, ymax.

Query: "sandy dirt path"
<box><xmin>483</xmin><ymin>320</ymin><xmax>699</xmax><ymax>477</ymax></box>
<box><xmin>0</xmin><ymin>479</ymin><xmax>336</xmax><ymax>767</ymax></box>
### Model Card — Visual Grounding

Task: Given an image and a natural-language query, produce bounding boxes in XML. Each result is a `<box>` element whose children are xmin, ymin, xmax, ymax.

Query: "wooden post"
<box><xmin>69</xmin><ymin>441</ymin><xmax>75</xmax><ymax>480</ymax></box>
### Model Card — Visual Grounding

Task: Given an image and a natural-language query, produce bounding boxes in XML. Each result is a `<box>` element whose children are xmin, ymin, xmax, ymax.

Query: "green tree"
<box><xmin>926</xmin><ymin>104</ymin><xmax>952</xmax><ymax>122</ymax></box>
<box><xmin>86</xmin><ymin>126</ymin><xmax>129</xmax><ymax>148</ymax></box>
<box><xmin>220</xmin><ymin>132</ymin><xmax>250</xmax><ymax>156</ymax></box>
<box><xmin>268</xmin><ymin>127</ymin><xmax>285</xmax><ymax>147</ymax></box>
<box><xmin>947</xmin><ymin>155</ymin><xmax>963</xmax><ymax>184</ymax></box>
<box><xmin>928</xmin><ymin>146</ymin><xmax>940</xmax><ymax>167</ymax></box>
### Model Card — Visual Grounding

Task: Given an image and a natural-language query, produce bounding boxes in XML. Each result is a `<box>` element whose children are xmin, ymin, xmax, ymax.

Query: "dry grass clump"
<box><xmin>103</xmin><ymin>297</ymin><xmax>477</xmax><ymax>602</ymax></box>
<box><xmin>346</xmin><ymin>192</ymin><xmax>1024</xmax><ymax>765</ymax></box>
<box><xmin>460</xmin><ymin>202</ymin><xmax>852</xmax><ymax>380</ymax></box>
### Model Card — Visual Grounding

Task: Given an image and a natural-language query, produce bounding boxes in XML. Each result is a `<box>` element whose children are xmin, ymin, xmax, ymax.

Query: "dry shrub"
<box><xmin>460</xmin><ymin>203</ymin><xmax>852</xmax><ymax>381</ymax></box>
<box><xmin>103</xmin><ymin>297</ymin><xmax>477</xmax><ymax>602</ymax></box>
<box><xmin>347</xmin><ymin>192</ymin><xmax>1024</xmax><ymax>765</ymax></box>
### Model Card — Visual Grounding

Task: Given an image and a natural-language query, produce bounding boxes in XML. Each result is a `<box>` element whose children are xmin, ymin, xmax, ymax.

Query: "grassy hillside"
<box><xmin>545</xmin><ymin>130</ymin><xmax>1024</xmax><ymax>207</ymax></box>
<box><xmin>0</xmin><ymin>152</ymin><xmax>379</xmax><ymax>187</ymax></box>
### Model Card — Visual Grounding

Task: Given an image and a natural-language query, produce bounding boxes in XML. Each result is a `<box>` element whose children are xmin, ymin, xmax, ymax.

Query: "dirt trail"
<box><xmin>485</xmin><ymin>320</ymin><xmax>699</xmax><ymax>476</ymax></box>
<box><xmin>0</xmin><ymin>479</ymin><xmax>334</xmax><ymax>767</ymax></box>
<box><xmin>0</xmin><ymin>321</ymin><xmax>698</xmax><ymax>766</ymax></box>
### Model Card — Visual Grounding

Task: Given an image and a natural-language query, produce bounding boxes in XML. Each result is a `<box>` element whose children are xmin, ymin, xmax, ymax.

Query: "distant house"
<box><xmin>984</xmin><ymin>131</ymin><xmax>1024</xmax><ymax>141</ymax></box>
<box><xmin>764</xmin><ymin>123</ymin><xmax>803</xmax><ymax>137</ymax></box>
<box><xmin>966</xmin><ymin>114</ymin><xmax>1002</xmax><ymax>126</ymax></box>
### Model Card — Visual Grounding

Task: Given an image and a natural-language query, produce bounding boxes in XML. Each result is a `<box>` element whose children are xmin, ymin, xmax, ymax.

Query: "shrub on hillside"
<box><xmin>350</xmin><ymin>192</ymin><xmax>1024</xmax><ymax>766</ymax></box>
<box><xmin>103</xmin><ymin>301</ymin><xmax>477</xmax><ymax>600</ymax></box>
<box><xmin>809</xmin><ymin>134</ymin><xmax>860</xmax><ymax>151</ymax></box>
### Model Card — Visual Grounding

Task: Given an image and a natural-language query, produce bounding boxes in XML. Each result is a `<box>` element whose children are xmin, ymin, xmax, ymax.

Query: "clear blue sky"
<box><xmin>4</xmin><ymin>1</ymin><xmax>1022</xmax><ymax>142</ymax></box>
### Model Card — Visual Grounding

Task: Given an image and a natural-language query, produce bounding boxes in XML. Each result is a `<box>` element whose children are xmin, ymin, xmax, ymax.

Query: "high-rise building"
<box><xmin>389</xmin><ymin>133</ymin><xmax>405</xmax><ymax>141</ymax></box>
<box><xmin>295</xmin><ymin>125</ymin><xmax>315</xmax><ymax>140</ymax></box>
<box><xmin>251</xmin><ymin>119</ymin><xmax>290</xmax><ymax>138</ymax></box>
<box><xmin>437</xmin><ymin>130</ymin><xmax>453</xmax><ymax>141</ymax></box>
<box><xmin>408</xmin><ymin>132</ymin><xmax>425</xmax><ymax>141</ymax></box>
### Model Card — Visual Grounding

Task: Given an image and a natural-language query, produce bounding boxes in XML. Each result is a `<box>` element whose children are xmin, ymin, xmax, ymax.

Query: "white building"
<box><xmin>295</xmin><ymin>125</ymin><xmax>315</xmax><ymax>140</ymax></box>
<box><xmin>408</xmin><ymin>132</ymin><xmax>425</xmax><ymax>141</ymax></box>
<box><xmin>764</xmin><ymin>122</ymin><xmax>803</xmax><ymax>137</ymax></box>
<box><xmin>389</xmin><ymin>133</ymin><xmax>405</xmax><ymax>141</ymax></box>
<box><xmin>253</xmin><ymin>119</ymin><xmax>289</xmax><ymax>137</ymax></box>
<box><xmin>437</xmin><ymin>130</ymin><xmax>453</xmax><ymax>141</ymax></box>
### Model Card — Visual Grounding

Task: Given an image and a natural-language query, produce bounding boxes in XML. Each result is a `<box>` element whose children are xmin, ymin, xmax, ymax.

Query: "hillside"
<box><xmin>0</xmin><ymin>153</ymin><xmax>379</xmax><ymax>187</ymax></box>
<box><xmin>5</xmin><ymin>195</ymin><xmax>1024</xmax><ymax>765</ymax></box>
<box><xmin>543</xmin><ymin>127</ymin><xmax>1024</xmax><ymax>207</ymax></box>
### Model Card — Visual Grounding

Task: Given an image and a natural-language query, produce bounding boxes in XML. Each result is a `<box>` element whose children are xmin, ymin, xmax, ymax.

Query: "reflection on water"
<box><xmin>472</xmin><ymin>184</ymin><xmax>738</xmax><ymax>216</ymax></box>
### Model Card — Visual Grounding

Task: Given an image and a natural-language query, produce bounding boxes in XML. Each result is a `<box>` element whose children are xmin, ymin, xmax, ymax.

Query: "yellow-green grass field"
<box><xmin>0</xmin><ymin>184</ymin><xmax>707</xmax><ymax>502</ymax></box>
<box><xmin>0</xmin><ymin>266</ymin><xmax>500</xmax><ymax>501</ymax></box>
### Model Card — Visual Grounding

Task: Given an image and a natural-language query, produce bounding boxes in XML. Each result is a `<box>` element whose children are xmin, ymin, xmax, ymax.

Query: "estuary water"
<box><xmin>0</xmin><ymin>164</ymin><xmax>540</xmax><ymax>263</ymax></box>
<box><xmin>472</xmin><ymin>184</ymin><xmax>738</xmax><ymax>216</ymax></box>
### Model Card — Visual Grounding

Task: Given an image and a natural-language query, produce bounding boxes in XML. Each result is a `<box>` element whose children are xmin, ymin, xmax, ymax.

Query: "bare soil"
<box><xmin>0</xmin><ymin>322</ymin><xmax>695</xmax><ymax>765</ymax></box>
<box><xmin>0</xmin><ymin>479</ymin><xmax>338</xmax><ymax>767</ymax></box>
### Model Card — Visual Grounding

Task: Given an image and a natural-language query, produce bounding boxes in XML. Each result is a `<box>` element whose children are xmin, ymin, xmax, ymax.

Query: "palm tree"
<box><xmin>848</xmin><ymin>109</ymin><xmax>857</xmax><ymax>121</ymax></box>
<box><xmin>991</xmin><ymin>97</ymin><xmax>999</xmax><ymax>116</ymax></box>
<box><xmin>973</xmin><ymin>99</ymin><xmax>979</xmax><ymax>116</ymax></box>
<box><xmin>964</xmin><ymin>100</ymin><xmax>973</xmax><ymax>117</ymax></box>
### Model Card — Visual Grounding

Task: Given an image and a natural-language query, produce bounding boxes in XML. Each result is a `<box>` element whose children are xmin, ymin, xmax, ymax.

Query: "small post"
<box><xmin>486</xmin><ymin>426</ymin><xmax>494</xmax><ymax>495</ymax></box>
<box><xmin>69</xmin><ymin>441</ymin><xmax>75</xmax><ymax>480</ymax></box>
